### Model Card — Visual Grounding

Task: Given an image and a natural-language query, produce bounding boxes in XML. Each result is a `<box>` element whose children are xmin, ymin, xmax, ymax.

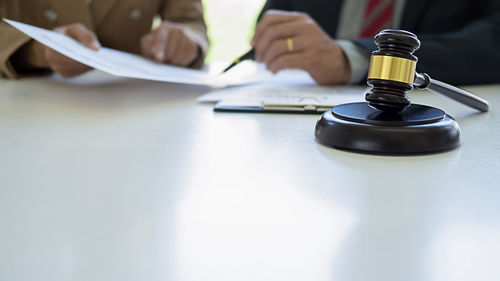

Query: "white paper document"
<box><xmin>198</xmin><ymin>81</ymin><xmax>367</xmax><ymax>113</ymax></box>
<box><xmin>3</xmin><ymin>19</ymin><xmax>272</xmax><ymax>86</ymax></box>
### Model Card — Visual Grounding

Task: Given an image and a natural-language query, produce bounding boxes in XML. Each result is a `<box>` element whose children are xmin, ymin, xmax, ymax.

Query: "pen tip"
<box><xmin>220</xmin><ymin>62</ymin><xmax>236</xmax><ymax>74</ymax></box>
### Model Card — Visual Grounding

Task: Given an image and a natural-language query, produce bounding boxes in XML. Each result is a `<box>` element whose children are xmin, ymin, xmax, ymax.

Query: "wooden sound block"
<box><xmin>315</xmin><ymin>102</ymin><xmax>460</xmax><ymax>154</ymax></box>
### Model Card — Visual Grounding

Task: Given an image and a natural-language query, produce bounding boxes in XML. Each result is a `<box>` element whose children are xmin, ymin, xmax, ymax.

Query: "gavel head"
<box><xmin>365</xmin><ymin>29</ymin><xmax>421</xmax><ymax>112</ymax></box>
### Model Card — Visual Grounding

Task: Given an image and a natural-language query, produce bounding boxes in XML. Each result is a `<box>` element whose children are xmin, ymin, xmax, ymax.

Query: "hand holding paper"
<box><xmin>12</xmin><ymin>22</ymin><xmax>101</xmax><ymax>77</ymax></box>
<box><xmin>47</xmin><ymin>23</ymin><xmax>101</xmax><ymax>77</ymax></box>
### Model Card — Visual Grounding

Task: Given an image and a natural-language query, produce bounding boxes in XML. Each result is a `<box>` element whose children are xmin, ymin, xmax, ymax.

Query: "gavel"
<box><xmin>365</xmin><ymin>29</ymin><xmax>489</xmax><ymax>112</ymax></box>
<box><xmin>315</xmin><ymin>29</ymin><xmax>490</xmax><ymax>154</ymax></box>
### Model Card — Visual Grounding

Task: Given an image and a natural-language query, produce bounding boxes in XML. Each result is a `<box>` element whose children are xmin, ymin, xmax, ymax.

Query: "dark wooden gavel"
<box><xmin>365</xmin><ymin>29</ymin><xmax>489</xmax><ymax>112</ymax></box>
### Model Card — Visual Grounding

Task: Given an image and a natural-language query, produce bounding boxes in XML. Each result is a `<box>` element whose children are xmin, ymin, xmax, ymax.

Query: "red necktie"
<box><xmin>359</xmin><ymin>0</ymin><xmax>394</xmax><ymax>38</ymax></box>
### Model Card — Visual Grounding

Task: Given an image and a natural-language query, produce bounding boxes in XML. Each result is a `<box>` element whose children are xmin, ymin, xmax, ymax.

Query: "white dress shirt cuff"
<box><xmin>336</xmin><ymin>39</ymin><xmax>370</xmax><ymax>84</ymax></box>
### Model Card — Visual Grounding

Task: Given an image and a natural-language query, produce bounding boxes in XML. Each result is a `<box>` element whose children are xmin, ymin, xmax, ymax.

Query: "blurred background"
<box><xmin>201</xmin><ymin>0</ymin><xmax>266</xmax><ymax>63</ymax></box>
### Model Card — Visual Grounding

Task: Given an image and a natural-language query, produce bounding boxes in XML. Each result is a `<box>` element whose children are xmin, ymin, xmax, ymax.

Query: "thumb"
<box><xmin>77</xmin><ymin>30</ymin><xmax>101</xmax><ymax>51</ymax></box>
<box><xmin>85</xmin><ymin>38</ymin><xmax>101</xmax><ymax>51</ymax></box>
<box><xmin>59</xmin><ymin>23</ymin><xmax>101</xmax><ymax>51</ymax></box>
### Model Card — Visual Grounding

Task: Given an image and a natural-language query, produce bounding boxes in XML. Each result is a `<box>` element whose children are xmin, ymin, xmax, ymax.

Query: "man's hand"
<box><xmin>49</xmin><ymin>23</ymin><xmax>100</xmax><ymax>77</ymax></box>
<box><xmin>141</xmin><ymin>21</ymin><xmax>199</xmax><ymax>67</ymax></box>
<box><xmin>252</xmin><ymin>10</ymin><xmax>351</xmax><ymax>85</ymax></box>
<box><xmin>14</xmin><ymin>23</ymin><xmax>100</xmax><ymax>78</ymax></box>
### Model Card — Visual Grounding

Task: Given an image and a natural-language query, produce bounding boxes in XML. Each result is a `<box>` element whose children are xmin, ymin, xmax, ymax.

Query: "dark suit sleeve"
<box><xmin>355</xmin><ymin>1</ymin><xmax>500</xmax><ymax>85</ymax></box>
<box><xmin>260</xmin><ymin>0</ymin><xmax>290</xmax><ymax>13</ymax></box>
<box><xmin>258</xmin><ymin>0</ymin><xmax>295</xmax><ymax>21</ymax></box>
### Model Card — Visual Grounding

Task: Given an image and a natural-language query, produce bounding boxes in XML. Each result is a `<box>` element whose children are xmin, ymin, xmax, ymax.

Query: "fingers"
<box><xmin>255</xmin><ymin>20</ymin><xmax>307</xmax><ymax>61</ymax></box>
<box><xmin>268</xmin><ymin>43</ymin><xmax>352</xmax><ymax>85</ymax></box>
<box><xmin>140</xmin><ymin>33</ymin><xmax>155</xmax><ymax>58</ymax></box>
<box><xmin>266</xmin><ymin>52</ymin><xmax>306</xmax><ymax>74</ymax></box>
<box><xmin>55</xmin><ymin>23</ymin><xmax>101</xmax><ymax>50</ymax></box>
<box><xmin>170</xmin><ymin>34</ymin><xmax>198</xmax><ymax>66</ymax></box>
<box><xmin>44</xmin><ymin>47</ymin><xmax>91</xmax><ymax>77</ymax></box>
<box><xmin>151</xmin><ymin>25</ymin><xmax>171</xmax><ymax>61</ymax></box>
<box><xmin>46</xmin><ymin>23</ymin><xmax>98</xmax><ymax>77</ymax></box>
<box><xmin>252</xmin><ymin>10</ymin><xmax>315</xmax><ymax>63</ymax></box>
<box><xmin>261</xmin><ymin>38</ymin><xmax>294</xmax><ymax>66</ymax></box>
<box><xmin>159</xmin><ymin>26</ymin><xmax>180</xmax><ymax>62</ymax></box>
<box><xmin>141</xmin><ymin>22</ymin><xmax>198</xmax><ymax>67</ymax></box>
<box><xmin>251</xmin><ymin>10</ymin><xmax>350</xmax><ymax>85</ymax></box>
<box><xmin>252</xmin><ymin>10</ymin><xmax>308</xmax><ymax>46</ymax></box>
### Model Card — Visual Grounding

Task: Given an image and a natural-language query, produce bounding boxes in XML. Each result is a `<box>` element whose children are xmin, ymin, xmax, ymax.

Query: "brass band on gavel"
<box><xmin>368</xmin><ymin>55</ymin><xmax>417</xmax><ymax>85</ymax></box>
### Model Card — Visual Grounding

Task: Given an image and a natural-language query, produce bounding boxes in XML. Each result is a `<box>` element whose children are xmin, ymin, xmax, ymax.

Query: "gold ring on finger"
<box><xmin>286</xmin><ymin>38</ymin><xmax>294</xmax><ymax>52</ymax></box>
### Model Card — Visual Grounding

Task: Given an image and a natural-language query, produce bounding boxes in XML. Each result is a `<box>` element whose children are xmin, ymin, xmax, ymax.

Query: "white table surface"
<box><xmin>1</xmin><ymin>71</ymin><xmax>499</xmax><ymax>281</ymax></box>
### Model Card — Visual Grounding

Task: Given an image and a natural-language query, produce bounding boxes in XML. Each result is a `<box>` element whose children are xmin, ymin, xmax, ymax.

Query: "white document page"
<box><xmin>198</xmin><ymin>83</ymin><xmax>366</xmax><ymax>104</ymax></box>
<box><xmin>3</xmin><ymin>19</ymin><xmax>270</xmax><ymax>86</ymax></box>
<box><xmin>198</xmin><ymin>69</ymin><xmax>367</xmax><ymax>112</ymax></box>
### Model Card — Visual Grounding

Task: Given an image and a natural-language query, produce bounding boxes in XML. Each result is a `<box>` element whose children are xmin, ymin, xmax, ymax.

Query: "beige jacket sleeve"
<box><xmin>0</xmin><ymin>0</ymin><xmax>34</xmax><ymax>78</ymax></box>
<box><xmin>160</xmin><ymin>0</ymin><xmax>209</xmax><ymax>68</ymax></box>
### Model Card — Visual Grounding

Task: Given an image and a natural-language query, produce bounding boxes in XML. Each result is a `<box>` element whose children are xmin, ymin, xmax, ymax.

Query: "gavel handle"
<box><xmin>414</xmin><ymin>73</ymin><xmax>489</xmax><ymax>112</ymax></box>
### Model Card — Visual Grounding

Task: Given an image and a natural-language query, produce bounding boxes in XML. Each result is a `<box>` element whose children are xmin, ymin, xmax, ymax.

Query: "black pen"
<box><xmin>220</xmin><ymin>49</ymin><xmax>255</xmax><ymax>74</ymax></box>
